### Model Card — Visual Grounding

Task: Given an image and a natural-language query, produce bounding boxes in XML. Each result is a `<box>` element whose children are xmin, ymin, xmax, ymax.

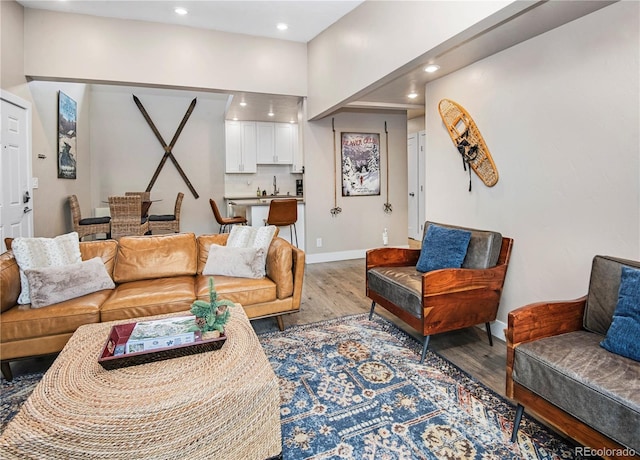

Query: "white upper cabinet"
<box><xmin>255</xmin><ymin>122</ymin><xmax>296</xmax><ymax>165</ymax></box>
<box><xmin>290</xmin><ymin>125</ymin><xmax>303</xmax><ymax>173</ymax></box>
<box><xmin>225</xmin><ymin>121</ymin><xmax>257</xmax><ymax>173</ymax></box>
<box><xmin>256</xmin><ymin>122</ymin><xmax>275</xmax><ymax>164</ymax></box>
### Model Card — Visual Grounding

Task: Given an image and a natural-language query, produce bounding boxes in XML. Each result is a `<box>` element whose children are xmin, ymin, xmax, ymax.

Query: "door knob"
<box><xmin>23</xmin><ymin>191</ymin><xmax>31</xmax><ymax>203</ymax></box>
<box><xmin>23</xmin><ymin>207</ymin><xmax>32</xmax><ymax>214</ymax></box>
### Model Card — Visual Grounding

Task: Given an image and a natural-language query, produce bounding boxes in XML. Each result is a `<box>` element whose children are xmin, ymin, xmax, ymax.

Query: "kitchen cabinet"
<box><xmin>256</xmin><ymin>122</ymin><xmax>275</xmax><ymax>164</ymax></box>
<box><xmin>225</xmin><ymin>121</ymin><xmax>257</xmax><ymax>173</ymax></box>
<box><xmin>290</xmin><ymin>125</ymin><xmax>303</xmax><ymax>173</ymax></box>
<box><xmin>256</xmin><ymin>122</ymin><xmax>295</xmax><ymax>165</ymax></box>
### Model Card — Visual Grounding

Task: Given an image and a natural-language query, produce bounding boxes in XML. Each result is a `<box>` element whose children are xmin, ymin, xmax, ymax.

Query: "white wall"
<box><xmin>425</xmin><ymin>1</ymin><xmax>640</xmax><ymax>328</ymax></box>
<box><xmin>307</xmin><ymin>1</ymin><xmax>514</xmax><ymax>119</ymax></box>
<box><xmin>24</xmin><ymin>9</ymin><xmax>307</xmax><ymax>97</ymax></box>
<box><xmin>304</xmin><ymin>110</ymin><xmax>408</xmax><ymax>261</ymax></box>
<box><xmin>89</xmin><ymin>85</ymin><xmax>230</xmax><ymax>236</ymax></box>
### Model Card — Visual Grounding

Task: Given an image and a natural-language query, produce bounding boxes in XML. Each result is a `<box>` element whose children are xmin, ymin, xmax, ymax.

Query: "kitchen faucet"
<box><xmin>273</xmin><ymin>176</ymin><xmax>279</xmax><ymax>196</ymax></box>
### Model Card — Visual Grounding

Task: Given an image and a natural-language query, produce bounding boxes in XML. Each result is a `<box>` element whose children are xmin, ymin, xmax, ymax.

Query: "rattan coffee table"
<box><xmin>0</xmin><ymin>306</ymin><xmax>281</xmax><ymax>460</ymax></box>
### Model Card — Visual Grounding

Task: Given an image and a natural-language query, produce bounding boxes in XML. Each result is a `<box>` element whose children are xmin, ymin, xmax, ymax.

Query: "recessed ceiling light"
<box><xmin>407</xmin><ymin>92</ymin><xmax>418</xmax><ymax>99</ymax></box>
<box><xmin>232</xmin><ymin>117</ymin><xmax>238</xmax><ymax>121</ymax></box>
<box><xmin>424</xmin><ymin>64</ymin><xmax>440</xmax><ymax>73</ymax></box>
<box><xmin>289</xmin><ymin>120</ymin><xmax>295</xmax><ymax>124</ymax></box>
<box><xmin>239</xmin><ymin>101</ymin><xmax>247</xmax><ymax>107</ymax></box>
<box><xmin>174</xmin><ymin>7</ymin><xmax>188</xmax><ymax>15</ymax></box>
<box><xmin>268</xmin><ymin>112</ymin><xmax>275</xmax><ymax>117</ymax></box>
<box><xmin>276</xmin><ymin>23</ymin><xmax>288</xmax><ymax>31</ymax></box>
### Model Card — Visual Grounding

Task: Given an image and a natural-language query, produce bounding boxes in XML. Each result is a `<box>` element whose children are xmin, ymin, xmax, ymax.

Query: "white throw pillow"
<box><xmin>202</xmin><ymin>244</ymin><xmax>266</xmax><ymax>279</ymax></box>
<box><xmin>25</xmin><ymin>257</ymin><xmax>115</xmax><ymax>308</ymax></box>
<box><xmin>227</xmin><ymin>225</ymin><xmax>277</xmax><ymax>269</ymax></box>
<box><xmin>12</xmin><ymin>232</ymin><xmax>82</xmax><ymax>304</ymax></box>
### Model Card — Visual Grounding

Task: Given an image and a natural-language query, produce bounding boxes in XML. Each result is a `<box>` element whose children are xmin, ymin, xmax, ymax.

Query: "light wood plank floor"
<box><xmin>253</xmin><ymin>257</ymin><xmax>508</xmax><ymax>398</ymax></box>
<box><xmin>7</xmin><ymin>255</ymin><xmax>508</xmax><ymax>400</ymax></box>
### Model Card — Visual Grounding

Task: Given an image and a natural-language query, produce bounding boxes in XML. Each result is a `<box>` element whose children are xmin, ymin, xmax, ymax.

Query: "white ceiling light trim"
<box><xmin>174</xmin><ymin>7</ymin><xmax>188</xmax><ymax>15</ymax></box>
<box><xmin>424</xmin><ymin>64</ymin><xmax>440</xmax><ymax>73</ymax></box>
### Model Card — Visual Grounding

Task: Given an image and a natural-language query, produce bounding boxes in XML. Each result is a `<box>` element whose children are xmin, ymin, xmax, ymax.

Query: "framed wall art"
<box><xmin>341</xmin><ymin>132</ymin><xmax>380</xmax><ymax>196</ymax></box>
<box><xmin>58</xmin><ymin>91</ymin><xmax>77</xmax><ymax>179</ymax></box>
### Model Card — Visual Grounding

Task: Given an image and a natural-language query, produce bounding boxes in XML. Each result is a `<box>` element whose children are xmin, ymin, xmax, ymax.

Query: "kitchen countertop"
<box><xmin>226</xmin><ymin>195</ymin><xmax>304</xmax><ymax>206</ymax></box>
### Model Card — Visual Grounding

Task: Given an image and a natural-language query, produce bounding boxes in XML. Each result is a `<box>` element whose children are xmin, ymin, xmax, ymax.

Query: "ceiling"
<box><xmin>18</xmin><ymin>0</ymin><xmax>615</xmax><ymax>123</ymax></box>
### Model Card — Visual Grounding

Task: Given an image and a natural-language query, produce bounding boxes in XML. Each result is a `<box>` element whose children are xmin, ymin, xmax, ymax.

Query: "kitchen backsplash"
<box><xmin>225</xmin><ymin>164</ymin><xmax>303</xmax><ymax>197</ymax></box>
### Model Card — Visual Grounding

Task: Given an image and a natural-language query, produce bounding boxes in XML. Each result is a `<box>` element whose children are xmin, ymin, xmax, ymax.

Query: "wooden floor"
<box><xmin>6</xmin><ymin>254</ymin><xmax>508</xmax><ymax>400</ymax></box>
<box><xmin>252</xmin><ymin>257</ymin><xmax>508</xmax><ymax>398</ymax></box>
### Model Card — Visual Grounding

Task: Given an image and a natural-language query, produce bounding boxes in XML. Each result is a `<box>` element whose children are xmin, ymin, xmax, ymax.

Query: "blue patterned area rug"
<box><xmin>258</xmin><ymin>314</ymin><xmax>585</xmax><ymax>460</ymax></box>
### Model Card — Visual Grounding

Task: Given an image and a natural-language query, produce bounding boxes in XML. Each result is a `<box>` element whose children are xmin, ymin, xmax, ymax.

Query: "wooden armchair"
<box><xmin>108</xmin><ymin>195</ymin><xmax>149</xmax><ymax>240</ymax></box>
<box><xmin>367</xmin><ymin>221</ymin><xmax>513</xmax><ymax>363</ymax></box>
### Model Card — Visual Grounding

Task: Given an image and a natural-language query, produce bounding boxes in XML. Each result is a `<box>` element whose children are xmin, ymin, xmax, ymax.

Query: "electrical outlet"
<box><xmin>316</xmin><ymin>238</ymin><xmax>323</xmax><ymax>248</ymax></box>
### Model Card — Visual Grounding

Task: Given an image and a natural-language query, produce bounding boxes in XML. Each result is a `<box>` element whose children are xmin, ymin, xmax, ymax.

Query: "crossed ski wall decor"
<box><xmin>133</xmin><ymin>95</ymin><xmax>199</xmax><ymax>199</ymax></box>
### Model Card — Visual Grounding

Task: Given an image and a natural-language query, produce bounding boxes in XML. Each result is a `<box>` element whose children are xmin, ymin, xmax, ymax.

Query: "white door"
<box><xmin>1</xmin><ymin>92</ymin><xmax>33</xmax><ymax>252</ymax></box>
<box><xmin>418</xmin><ymin>131</ymin><xmax>426</xmax><ymax>238</ymax></box>
<box><xmin>407</xmin><ymin>133</ymin><xmax>419</xmax><ymax>240</ymax></box>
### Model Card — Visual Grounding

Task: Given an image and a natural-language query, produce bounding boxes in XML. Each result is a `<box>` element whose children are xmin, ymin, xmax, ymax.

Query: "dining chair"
<box><xmin>265</xmin><ymin>199</ymin><xmax>298</xmax><ymax>247</ymax></box>
<box><xmin>209</xmin><ymin>199</ymin><xmax>247</xmax><ymax>233</ymax></box>
<box><xmin>125</xmin><ymin>191</ymin><xmax>152</xmax><ymax>217</ymax></box>
<box><xmin>108</xmin><ymin>195</ymin><xmax>150</xmax><ymax>240</ymax></box>
<box><xmin>149</xmin><ymin>192</ymin><xmax>184</xmax><ymax>234</ymax></box>
<box><xmin>69</xmin><ymin>194</ymin><xmax>111</xmax><ymax>240</ymax></box>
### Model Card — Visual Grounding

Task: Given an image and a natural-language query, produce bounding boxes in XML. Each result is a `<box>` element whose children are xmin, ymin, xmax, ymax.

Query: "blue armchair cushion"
<box><xmin>416</xmin><ymin>224</ymin><xmax>471</xmax><ymax>273</ymax></box>
<box><xmin>600</xmin><ymin>266</ymin><xmax>640</xmax><ymax>362</ymax></box>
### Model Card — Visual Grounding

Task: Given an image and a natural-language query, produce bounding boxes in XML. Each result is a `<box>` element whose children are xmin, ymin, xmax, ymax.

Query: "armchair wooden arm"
<box><xmin>505</xmin><ymin>296</ymin><xmax>586</xmax><ymax>398</ymax></box>
<box><xmin>366</xmin><ymin>247</ymin><xmax>420</xmax><ymax>269</ymax></box>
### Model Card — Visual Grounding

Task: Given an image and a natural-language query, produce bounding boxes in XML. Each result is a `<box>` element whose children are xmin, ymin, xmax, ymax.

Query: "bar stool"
<box><xmin>209</xmin><ymin>199</ymin><xmax>247</xmax><ymax>233</ymax></box>
<box><xmin>265</xmin><ymin>199</ymin><xmax>298</xmax><ymax>247</ymax></box>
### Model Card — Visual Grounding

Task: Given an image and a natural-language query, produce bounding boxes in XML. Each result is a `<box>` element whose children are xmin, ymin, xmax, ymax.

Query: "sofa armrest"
<box><xmin>505</xmin><ymin>296</ymin><xmax>587</xmax><ymax>397</ymax></box>
<box><xmin>291</xmin><ymin>246</ymin><xmax>305</xmax><ymax>310</ymax></box>
<box><xmin>366</xmin><ymin>247</ymin><xmax>420</xmax><ymax>270</ymax></box>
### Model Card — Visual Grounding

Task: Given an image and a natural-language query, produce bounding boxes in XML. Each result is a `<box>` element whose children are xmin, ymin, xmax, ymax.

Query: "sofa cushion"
<box><xmin>25</xmin><ymin>257</ymin><xmax>115</xmax><ymax>309</ymax></box>
<box><xmin>416</xmin><ymin>224</ymin><xmax>471</xmax><ymax>273</ymax></box>
<box><xmin>113</xmin><ymin>233</ymin><xmax>197</xmax><ymax>283</ymax></box>
<box><xmin>100</xmin><ymin>275</ymin><xmax>196</xmax><ymax>322</ymax></box>
<box><xmin>196</xmin><ymin>234</ymin><xmax>229</xmax><ymax>274</ymax></box>
<box><xmin>584</xmin><ymin>255</ymin><xmax>640</xmax><ymax>335</ymax></box>
<box><xmin>367</xmin><ymin>266</ymin><xmax>422</xmax><ymax>319</ymax></box>
<box><xmin>195</xmin><ymin>275</ymin><xmax>276</xmax><ymax>306</ymax></box>
<box><xmin>513</xmin><ymin>330</ymin><xmax>640</xmax><ymax>451</ymax></box>
<box><xmin>12</xmin><ymin>232</ymin><xmax>82</xmax><ymax>304</ymax></box>
<box><xmin>203</xmin><ymin>245</ymin><xmax>266</xmax><ymax>279</ymax></box>
<box><xmin>423</xmin><ymin>222</ymin><xmax>502</xmax><ymax>269</ymax></box>
<box><xmin>1</xmin><ymin>293</ymin><xmax>105</xmax><ymax>342</ymax></box>
<box><xmin>600</xmin><ymin>266</ymin><xmax>640</xmax><ymax>361</ymax></box>
<box><xmin>79</xmin><ymin>240</ymin><xmax>118</xmax><ymax>278</ymax></box>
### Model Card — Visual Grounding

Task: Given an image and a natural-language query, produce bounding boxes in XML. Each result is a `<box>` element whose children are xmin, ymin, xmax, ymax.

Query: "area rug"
<box><xmin>2</xmin><ymin>314</ymin><xmax>585</xmax><ymax>459</ymax></box>
<box><xmin>258</xmin><ymin>314</ymin><xmax>585</xmax><ymax>460</ymax></box>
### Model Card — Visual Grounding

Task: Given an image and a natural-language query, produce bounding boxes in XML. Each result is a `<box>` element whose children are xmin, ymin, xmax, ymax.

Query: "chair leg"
<box><xmin>420</xmin><ymin>336</ymin><xmax>431</xmax><ymax>364</ymax></box>
<box><xmin>291</xmin><ymin>224</ymin><xmax>298</xmax><ymax>247</ymax></box>
<box><xmin>485</xmin><ymin>322</ymin><xmax>493</xmax><ymax>346</ymax></box>
<box><xmin>276</xmin><ymin>315</ymin><xmax>285</xmax><ymax>331</ymax></box>
<box><xmin>511</xmin><ymin>404</ymin><xmax>525</xmax><ymax>442</ymax></box>
<box><xmin>1</xmin><ymin>361</ymin><xmax>13</xmax><ymax>381</ymax></box>
<box><xmin>368</xmin><ymin>301</ymin><xmax>376</xmax><ymax>320</ymax></box>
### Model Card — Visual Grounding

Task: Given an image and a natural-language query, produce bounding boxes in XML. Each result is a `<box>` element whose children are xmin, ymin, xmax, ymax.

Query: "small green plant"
<box><xmin>189</xmin><ymin>278</ymin><xmax>234</xmax><ymax>334</ymax></box>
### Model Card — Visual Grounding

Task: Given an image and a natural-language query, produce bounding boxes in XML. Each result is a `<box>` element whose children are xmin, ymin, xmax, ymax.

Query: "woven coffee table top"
<box><xmin>0</xmin><ymin>306</ymin><xmax>281</xmax><ymax>460</ymax></box>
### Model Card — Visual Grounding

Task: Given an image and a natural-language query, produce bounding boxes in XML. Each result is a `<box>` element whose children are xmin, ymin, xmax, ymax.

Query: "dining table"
<box><xmin>102</xmin><ymin>198</ymin><xmax>163</xmax><ymax>218</ymax></box>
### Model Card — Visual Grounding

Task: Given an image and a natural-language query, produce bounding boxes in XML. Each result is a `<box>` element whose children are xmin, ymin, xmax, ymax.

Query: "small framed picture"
<box><xmin>341</xmin><ymin>132</ymin><xmax>380</xmax><ymax>196</ymax></box>
<box><xmin>57</xmin><ymin>91</ymin><xmax>77</xmax><ymax>179</ymax></box>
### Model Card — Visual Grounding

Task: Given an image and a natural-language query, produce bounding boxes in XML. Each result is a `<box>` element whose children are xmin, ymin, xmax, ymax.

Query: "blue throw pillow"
<box><xmin>600</xmin><ymin>266</ymin><xmax>640</xmax><ymax>362</ymax></box>
<box><xmin>416</xmin><ymin>224</ymin><xmax>472</xmax><ymax>273</ymax></box>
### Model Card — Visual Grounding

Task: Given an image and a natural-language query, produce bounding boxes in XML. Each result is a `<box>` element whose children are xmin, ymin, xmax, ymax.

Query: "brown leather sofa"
<box><xmin>0</xmin><ymin>232</ymin><xmax>304</xmax><ymax>380</ymax></box>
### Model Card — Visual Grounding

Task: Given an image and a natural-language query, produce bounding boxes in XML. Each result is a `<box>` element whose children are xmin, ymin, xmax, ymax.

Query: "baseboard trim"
<box><xmin>477</xmin><ymin>319</ymin><xmax>507</xmax><ymax>342</ymax></box>
<box><xmin>306</xmin><ymin>245</ymin><xmax>410</xmax><ymax>264</ymax></box>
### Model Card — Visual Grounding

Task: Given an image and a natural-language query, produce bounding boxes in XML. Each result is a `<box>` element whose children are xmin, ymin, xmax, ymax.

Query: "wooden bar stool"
<box><xmin>265</xmin><ymin>199</ymin><xmax>298</xmax><ymax>247</ymax></box>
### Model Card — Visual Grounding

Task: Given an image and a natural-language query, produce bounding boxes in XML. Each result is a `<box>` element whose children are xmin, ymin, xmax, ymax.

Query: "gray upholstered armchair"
<box><xmin>366</xmin><ymin>221</ymin><xmax>513</xmax><ymax>363</ymax></box>
<box><xmin>507</xmin><ymin>255</ymin><xmax>640</xmax><ymax>454</ymax></box>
